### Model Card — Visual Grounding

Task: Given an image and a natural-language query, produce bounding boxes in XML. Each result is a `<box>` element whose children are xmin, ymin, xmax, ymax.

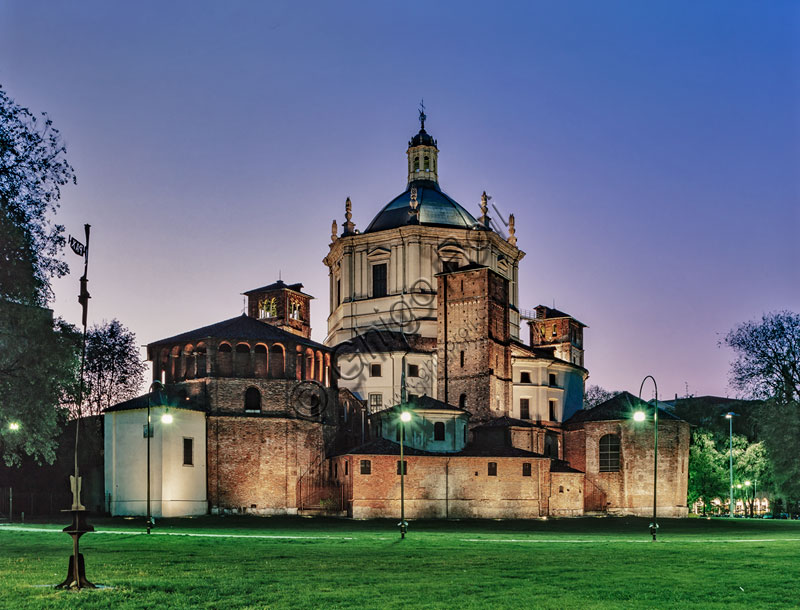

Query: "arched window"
<box><xmin>234</xmin><ymin>343</ymin><xmax>251</xmax><ymax>376</ymax></box>
<box><xmin>171</xmin><ymin>345</ymin><xmax>181</xmax><ymax>381</ymax></box>
<box><xmin>244</xmin><ymin>387</ymin><xmax>261</xmax><ymax>412</ymax></box>
<box><xmin>254</xmin><ymin>344</ymin><xmax>268</xmax><ymax>377</ymax></box>
<box><xmin>544</xmin><ymin>434</ymin><xmax>558</xmax><ymax>458</ymax></box>
<box><xmin>413</xmin><ymin>157</ymin><xmax>419</xmax><ymax>172</ymax></box>
<box><xmin>424</xmin><ymin>156</ymin><xmax>430</xmax><ymax>170</ymax></box>
<box><xmin>182</xmin><ymin>344</ymin><xmax>195</xmax><ymax>379</ymax></box>
<box><xmin>195</xmin><ymin>343</ymin><xmax>207</xmax><ymax>377</ymax></box>
<box><xmin>599</xmin><ymin>434</ymin><xmax>621</xmax><ymax>472</ymax></box>
<box><xmin>269</xmin><ymin>344</ymin><xmax>285</xmax><ymax>378</ymax></box>
<box><xmin>434</xmin><ymin>421</ymin><xmax>445</xmax><ymax>441</ymax></box>
<box><xmin>315</xmin><ymin>351</ymin><xmax>324</xmax><ymax>382</ymax></box>
<box><xmin>459</xmin><ymin>394</ymin><xmax>467</xmax><ymax>409</ymax></box>
<box><xmin>217</xmin><ymin>342</ymin><xmax>233</xmax><ymax>376</ymax></box>
<box><xmin>305</xmin><ymin>348</ymin><xmax>315</xmax><ymax>380</ymax></box>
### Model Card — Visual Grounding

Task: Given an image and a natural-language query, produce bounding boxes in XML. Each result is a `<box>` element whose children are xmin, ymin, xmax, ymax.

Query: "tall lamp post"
<box><xmin>635</xmin><ymin>375</ymin><xmax>659</xmax><ymax>541</ymax></box>
<box><xmin>723</xmin><ymin>412</ymin><xmax>738</xmax><ymax>517</ymax></box>
<box><xmin>399</xmin><ymin>410</ymin><xmax>411</xmax><ymax>539</ymax></box>
<box><xmin>146</xmin><ymin>381</ymin><xmax>172</xmax><ymax>534</ymax></box>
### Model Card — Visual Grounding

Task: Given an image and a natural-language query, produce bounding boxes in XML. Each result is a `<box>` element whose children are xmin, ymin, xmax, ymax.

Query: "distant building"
<box><xmin>105</xmin><ymin>114</ymin><xmax>689</xmax><ymax>518</ymax></box>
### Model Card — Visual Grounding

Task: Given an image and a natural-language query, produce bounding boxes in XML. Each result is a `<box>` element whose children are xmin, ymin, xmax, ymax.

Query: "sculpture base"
<box><xmin>55</xmin><ymin>552</ymin><xmax>95</xmax><ymax>589</ymax></box>
<box><xmin>55</xmin><ymin>509</ymin><xmax>96</xmax><ymax>590</ymax></box>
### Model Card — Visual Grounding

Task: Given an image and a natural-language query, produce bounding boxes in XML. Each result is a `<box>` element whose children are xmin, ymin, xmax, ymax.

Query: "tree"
<box><xmin>80</xmin><ymin>319</ymin><xmax>145</xmax><ymax>416</ymax></box>
<box><xmin>584</xmin><ymin>385</ymin><xmax>619</xmax><ymax>409</ymax></box>
<box><xmin>725</xmin><ymin>311</ymin><xmax>800</xmax><ymax>499</ymax></box>
<box><xmin>0</xmin><ymin>84</ymin><xmax>76</xmax><ymax>306</ymax></box>
<box><xmin>736</xmin><ymin>440</ymin><xmax>773</xmax><ymax>517</ymax></box>
<box><xmin>0</xmin><ymin>303</ymin><xmax>80</xmax><ymax>466</ymax></box>
<box><xmin>0</xmin><ymin>86</ymin><xmax>78</xmax><ymax>466</ymax></box>
<box><xmin>725</xmin><ymin>311</ymin><xmax>800</xmax><ymax>403</ymax></box>
<box><xmin>687</xmin><ymin>429</ymin><xmax>727</xmax><ymax>514</ymax></box>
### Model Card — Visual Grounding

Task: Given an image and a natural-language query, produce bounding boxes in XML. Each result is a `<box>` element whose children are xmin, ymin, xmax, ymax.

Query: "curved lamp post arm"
<box><xmin>638</xmin><ymin>375</ymin><xmax>658</xmax><ymax>541</ymax></box>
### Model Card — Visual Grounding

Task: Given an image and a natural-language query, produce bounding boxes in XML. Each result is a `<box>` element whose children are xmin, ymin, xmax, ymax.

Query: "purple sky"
<box><xmin>2</xmin><ymin>1</ymin><xmax>798</xmax><ymax>400</ymax></box>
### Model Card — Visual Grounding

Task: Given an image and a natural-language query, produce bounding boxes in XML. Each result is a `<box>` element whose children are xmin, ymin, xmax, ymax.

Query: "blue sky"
<box><xmin>2</xmin><ymin>0</ymin><xmax>798</xmax><ymax>398</ymax></box>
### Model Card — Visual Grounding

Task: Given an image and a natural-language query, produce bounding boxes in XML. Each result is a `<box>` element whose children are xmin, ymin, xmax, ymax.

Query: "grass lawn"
<box><xmin>1</xmin><ymin>515</ymin><xmax>798</xmax><ymax>609</ymax></box>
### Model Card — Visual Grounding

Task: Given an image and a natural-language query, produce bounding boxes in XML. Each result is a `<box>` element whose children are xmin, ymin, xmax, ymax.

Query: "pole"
<box><xmin>147</xmin><ymin>393</ymin><xmax>151</xmax><ymax>534</ymax></box>
<box><xmin>74</xmin><ymin>224</ymin><xmax>91</xmax><ymax>496</ymax></box>
<box><xmin>146</xmin><ymin>381</ymin><xmax>162</xmax><ymax>534</ymax></box>
<box><xmin>729</xmin><ymin>415</ymin><xmax>733</xmax><ymax>517</ymax></box>
<box><xmin>638</xmin><ymin>375</ymin><xmax>658</xmax><ymax>541</ymax></box>
<box><xmin>400</xmin><ymin>419</ymin><xmax>405</xmax><ymax>539</ymax></box>
<box><xmin>653</xmin><ymin>388</ymin><xmax>658</xmax><ymax>539</ymax></box>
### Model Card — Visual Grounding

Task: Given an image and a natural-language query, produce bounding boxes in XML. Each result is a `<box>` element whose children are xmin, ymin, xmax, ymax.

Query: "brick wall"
<box><xmin>207</xmin><ymin>415</ymin><xmax>334</xmax><ymax>514</ymax></box>
<box><xmin>436</xmin><ymin>268</ymin><xmax>511</xmax><ymax>422</ymax></box>
<box><xmin>333</xmin><ymin>454</ymin><xmax>582</xmax><ymax>519</ymax></box>
<box><xmin>564</xmin><ymin>419</ymin><xmax>690</xmax><ymax>517</ymax></box>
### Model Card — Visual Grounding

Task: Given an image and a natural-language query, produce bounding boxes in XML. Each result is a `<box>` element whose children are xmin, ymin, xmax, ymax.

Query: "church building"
<box><xmin>104</xmin><ymin>111</ymin><xmax>689</xmax><ymax>519</ymax></box>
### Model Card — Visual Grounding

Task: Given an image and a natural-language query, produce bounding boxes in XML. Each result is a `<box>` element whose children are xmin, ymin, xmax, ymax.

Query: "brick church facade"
<box><xmin>104</xmin><ymin>115</ymin><xmax>689</xmax><ymax>519</ymax></box>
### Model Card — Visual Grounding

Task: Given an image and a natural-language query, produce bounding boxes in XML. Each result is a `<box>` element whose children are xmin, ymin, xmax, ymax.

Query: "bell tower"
<box><xmin>243</xmin><ymin>280</ymin><xmax>313</xmax><ymax>339</ymax></box>
<box><xmin>407</xmin><ymin>102</ymin><xmax>439</xmax><ymax>186</ymax></box>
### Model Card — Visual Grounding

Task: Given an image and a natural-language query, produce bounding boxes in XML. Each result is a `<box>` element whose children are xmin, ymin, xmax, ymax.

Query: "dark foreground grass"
<box><xmin>1</xmin><ymin>516</ymin><xmax>798</xmax><ymax>609</ymax></box>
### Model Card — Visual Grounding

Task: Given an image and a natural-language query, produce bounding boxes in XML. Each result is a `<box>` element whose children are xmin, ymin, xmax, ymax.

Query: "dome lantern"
<box><xmin>407</xmin><ymin>102</ymin><xmax>439</xmax><ymax>186</ymax></box>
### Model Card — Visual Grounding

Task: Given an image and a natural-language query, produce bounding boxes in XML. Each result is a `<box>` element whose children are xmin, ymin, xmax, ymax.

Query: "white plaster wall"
<box><xmin>511</xmin><ymin>361</ymin><xmax>584</xmax><ymax>422</ymax></box>
<box><xmin>325</xmin><ymin>227</ymin><xmax>522</xmax><ymax>347</ymax></box>
<box><xmin>105</xmin><ymin>408</ymin><xmax>207</xmax><ymax>517</ymax></box>
<box><xmin>337</xmin><ymin>351</ymin><xmax>437</xmax><ymax>411</ymax></box>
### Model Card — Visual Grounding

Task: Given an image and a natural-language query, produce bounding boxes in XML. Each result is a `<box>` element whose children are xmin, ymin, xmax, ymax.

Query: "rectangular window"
<box><xmin>370</xmin><ymin>363</ymin><xmax>382</xmax><ymax>377</ymax></box>
<box><xmin>337</xmin><ymin>279</ymin><xmax>341</xmax><ymax>306</ymax></box>
<box><xmin>488</xmin><ymin>462</ymin><xmax>497</xmax><ymax>476</ymax></box>
<box><xmin>183</xmin><ymin>437</ymin><xmax>193</xmax><ymax>466</ymax></box>
<box><xmin>360</xmin><ymin>459</ymin><xmax>371</xmax><ymax>475</ymax></box>
<box><xmin>397</xmin><ymin>460</ymin><xmax>408</xmax><ymax>475</ymax></box>
<box><xmin>460</xmin><ymin>350</ymin><xmax>465</xmax><ymax>367</ymax></box>
<box><xmin>369</xmin><ymin>393</ymin><xmax>382</xmax><ymax>409</ymax></box>
<box><xmin>522</xmin><ymin>463</ymin><xmax>532</xmax><ymax>477</ymax></box>
<box><xmin>408</xmin><ymin>364</ymin><xmax>419</xmax><ymax>377</ymax></box>
<box><xmin>549</xmin><ymin>399</ymin><xmax>557</xmax><ymax>421</ymax></box>
<box><xmin>442</xmin><ymin>260</ymin><xmax>459</xmax><ymax>273</ymax></box>
<box><xmin>408</xmin><ymin>393</ymin><xmax>419</xmax><ymax>402</ymax></box>
<box><xmin>549</xmin><ymin>373</ymin><xmax>557</xmax><ymax>387</ymax></box>
<box><xmin>372</xmin><ymin>263</ymin><xmax>387</xmax><ymax>298</ymax></box>
<box><xmin>520</xmin><ymin>398</ymin><xmax>530</xmax><ymax>420</ymax></box>
<box><xmin>520</xmin><ymin>372</ymin><xmax>531</xmax><ymax>383</ymax></box>
<box><xmin>344</xmin><ymin>461</ymin><xmax>348</xmax><ymax>476</ymax></box>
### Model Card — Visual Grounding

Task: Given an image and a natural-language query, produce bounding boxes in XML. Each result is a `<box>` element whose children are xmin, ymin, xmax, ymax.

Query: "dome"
<box><xmin>364</xmin><ymin>181</ymin><xmax>481</xmax><ymax>233</ymax></box>
<box><xmin>409</xmin><ymin>128</ymin><xmax>437</xmax><ymax>148</ymax></box>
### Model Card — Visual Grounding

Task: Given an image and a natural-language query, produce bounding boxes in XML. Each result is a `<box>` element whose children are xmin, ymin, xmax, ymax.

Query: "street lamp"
<box><xmin>8</xmin><ymin>422</ymin><xmax>19</xmax><ymax>431</ymax></box>
<box><xmin>146</xmin><ymin>381</ymin><xmax>172</xmax><ymax>534</ymax></box>
<box><xmin>736</xmin><ymin>483</ymin><xmax>743</xmax><ymax>517</ymax></box>
<box><xmin>723</xmin><ymin>412</ymin><xmax>738</xmax><ymax>517</ymax></box>
<box><xmin>637</xmin><ymin>375</ymin><xmax>659</xmax><ymax>541</ymax></box>
<box><xmin>399</xmin><ymin>410</ymin><xmax>411</xmax><ymax>539</ymax></box>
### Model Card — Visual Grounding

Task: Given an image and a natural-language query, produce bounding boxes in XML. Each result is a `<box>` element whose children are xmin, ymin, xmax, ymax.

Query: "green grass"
<box><xmin>1</xmin><ymin>516</ymin><xmax>799</xmax><ymax>609</ymax></box>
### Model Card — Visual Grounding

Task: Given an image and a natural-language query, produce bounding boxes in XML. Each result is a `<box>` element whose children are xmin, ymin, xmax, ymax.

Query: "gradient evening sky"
<box><xmin>2</xmin><ymin>1</ymin><xmax>798</xmax><ymax>400</ymax></box>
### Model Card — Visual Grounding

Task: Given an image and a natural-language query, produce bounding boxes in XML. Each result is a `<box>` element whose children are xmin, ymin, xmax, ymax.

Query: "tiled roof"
<box><xmin>148</xmin><ymin>314</ymin><xmax>327</xmax><ymax>350</ymax></box>
<box><xmin>243</xmin><ymin>280</ymin><xmax>311</xmax><ymax>297</ymax></box>
<box><xmin>550</xmin><ymin>460</ymin><xmax>583</xmax><ymax>473</ymax></box>
<box><xmin>333</xmin><ymin>331</ymin><xmax>435</xmax><ymax>355</ymax></box>
<box><xmin>565</xmin><ymin>391</ymin><xmax>683</xmax><ymax>425</ymax></box>
<box><xmin>105</xmin><ymin>390</ymin><xmax>206</xmax><ymax>413</ymax></box>
<box><xmin>472</xmin><ymin>416</ymin><xmax>538</xmax><ymax>429</ymax></box>
<box><xmin>341</xmin><ymin>437</ymin><xmax>543</xmax><ymax>458</ymax></box>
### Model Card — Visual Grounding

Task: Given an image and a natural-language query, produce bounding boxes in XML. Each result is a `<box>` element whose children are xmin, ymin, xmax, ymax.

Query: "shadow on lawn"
<box><xmin>16</xmin><ymin>514</ymin><xmax>797</xmax><ymax>539</ymax></box>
